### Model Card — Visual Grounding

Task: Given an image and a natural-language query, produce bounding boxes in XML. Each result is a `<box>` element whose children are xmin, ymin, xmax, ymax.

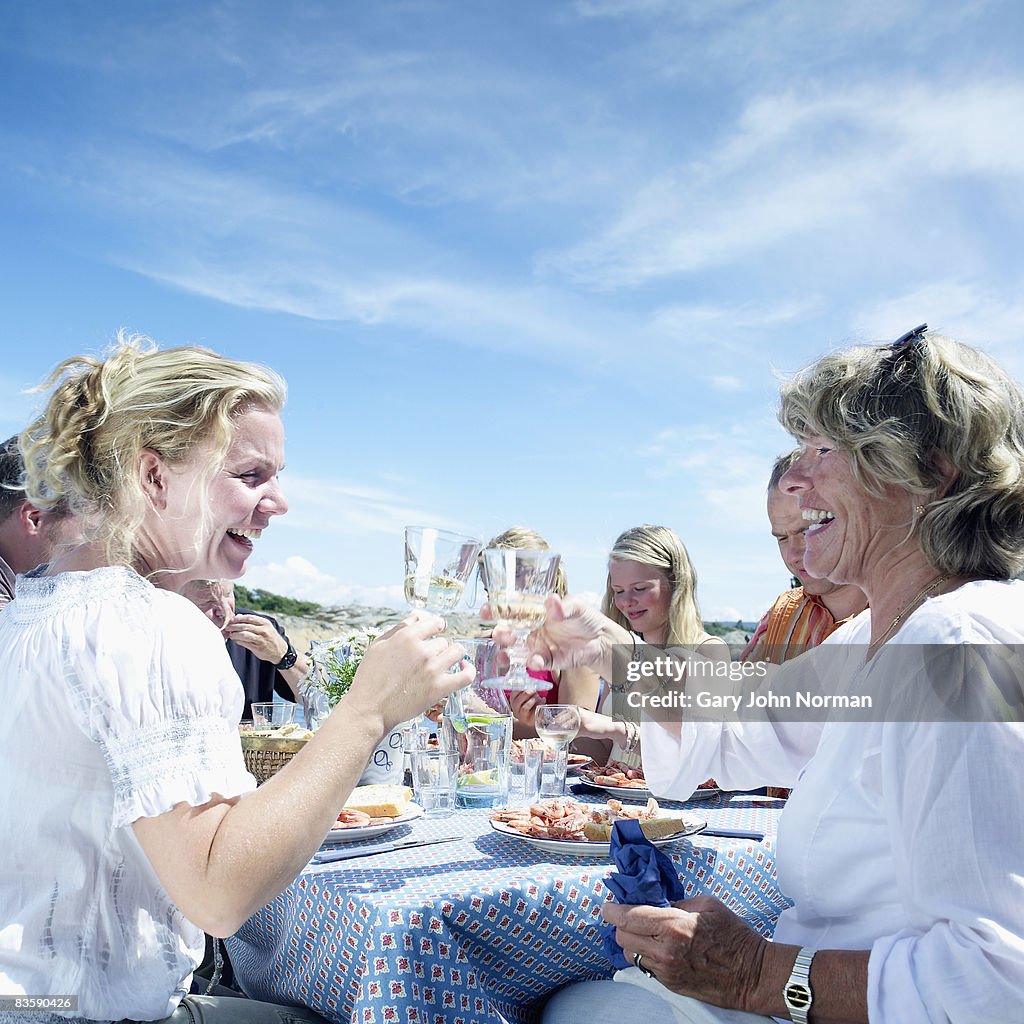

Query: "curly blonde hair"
<box><xmin>778</xmin><ymin>332</ymin><xmax>1024</xmax><ymax>579</ymax></box>
<box><xmin>21</xmin><ymin>332</ymin><xmax>286</xmax><ymax>570</ymax></box>
<box><xmin>601</xmin><ymin>525</ymin><xmax>705</xmax><ymax>645</ymax></box>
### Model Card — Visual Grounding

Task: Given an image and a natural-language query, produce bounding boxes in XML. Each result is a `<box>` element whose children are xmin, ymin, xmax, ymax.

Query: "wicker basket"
<box><xmin>240</xmin><ymin>733</ymin><xmax>309</xmax><ymax>784</ymax></box>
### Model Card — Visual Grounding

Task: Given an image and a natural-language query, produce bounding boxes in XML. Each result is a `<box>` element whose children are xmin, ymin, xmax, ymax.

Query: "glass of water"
<box><xmin>412</xmin><ymin>749</ymin><xmax>459</xmax><ymax>818</ymax></box>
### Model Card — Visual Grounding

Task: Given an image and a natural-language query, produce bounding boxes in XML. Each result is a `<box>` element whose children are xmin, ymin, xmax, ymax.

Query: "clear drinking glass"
<box><xmin>535</xmin><ymin>704</ymin><xmax>581</xmax><ymax>797</ymax></box>
<box><xmin>411</xmin><ymin>749</ymin><xmax>459</xmax><ymax>818</ymax></box>
<box><xmin>480</xmin><ymin>547</ymin><xmax>561</xmax><ymax>692</ymax></box>
<box><xmin>404</xmin><ymin>526</ymin><xmax>482</xmax><ymax>615</ymax></box>
<box><xmin>440</xmin><ymin>655</ymin><xmax>514</xmax><ymax>809</ymax></box>
<box><xmin>250</xmin><ymin>702</ymin><xmax>300</xmax><ymax>731</ymax></box>
<box><xmin>517</xmin><ymin>738</ymin><xmax>544</xmax><ymax>805</ymax></box>
<box><xmin>403</xmin><ymin>525</ymin><xmax>483</xmax><ymax>748</ymax></box>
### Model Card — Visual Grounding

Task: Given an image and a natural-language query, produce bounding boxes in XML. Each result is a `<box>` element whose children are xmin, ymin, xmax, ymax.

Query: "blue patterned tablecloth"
<box><xmin>227</xmin><ymin>792</ymin><xmax>789</xmax><ymax>1024</ymax></box>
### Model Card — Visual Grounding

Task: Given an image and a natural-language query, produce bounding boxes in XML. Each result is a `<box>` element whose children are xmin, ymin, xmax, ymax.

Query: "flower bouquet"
<box><xmin>303</xmin><ymin>630</ymin><xmax>380</xmax><ymax>712</ymax></box>
<box><xmin>302</xmin><ymin>630</ymin><xmax>407</xmax><ymax>785</ymax></box>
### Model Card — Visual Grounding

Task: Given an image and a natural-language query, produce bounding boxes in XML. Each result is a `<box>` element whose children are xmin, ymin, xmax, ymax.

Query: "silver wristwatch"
<box><xmin>783</xmin><ymin>946</ymin><xmax>815</xmax><ymax>1024</ymax></box>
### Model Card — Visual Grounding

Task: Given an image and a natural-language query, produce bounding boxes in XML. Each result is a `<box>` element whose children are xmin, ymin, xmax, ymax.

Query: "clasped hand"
<box><xmin>603</xmin><ymin>896</ymin><xmax>768</xmax><ymax>1013</ymax></box>
<box><xmin>223</xmin><ymin>613</ymin><xmax>291</xmax><ymax>664</ymax></box>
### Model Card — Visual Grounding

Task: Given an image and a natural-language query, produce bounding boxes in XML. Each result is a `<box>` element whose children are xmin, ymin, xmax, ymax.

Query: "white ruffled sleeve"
<box><xmin>67</xmin><ymin>586</ymin><xmax>255</xmax><ymax>826</ymax></box>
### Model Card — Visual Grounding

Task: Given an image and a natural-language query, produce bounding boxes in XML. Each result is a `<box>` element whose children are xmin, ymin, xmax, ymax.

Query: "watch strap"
<box><xmin>783</xmin><ymin>946</ymin><xmax>815</xmax><ymax>1024</ymax></box>
<box><xmin>274</xmin><ymin>641</ymin><xmax>297</xmax><ymax>671</ymax></box>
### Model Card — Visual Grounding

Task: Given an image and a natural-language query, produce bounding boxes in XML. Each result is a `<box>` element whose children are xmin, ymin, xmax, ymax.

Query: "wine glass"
<box><xmin>403</xmin><ymin>526</ymin><xmax>482</xmax><ymax>762</ymax></box>
<box><xmin>480</xmin><ymin>547</ymin><xmax>561</xmax><ymax>692</ymax></box>
<box><xmin>404</xmin><ymin>526</ymin><xmax>482</xmax><ymax>615</ymax></box>
<box><xmin>534</xmin><ymin>704</ymin><xmax>581</xmax><ymax>797</ymax></box>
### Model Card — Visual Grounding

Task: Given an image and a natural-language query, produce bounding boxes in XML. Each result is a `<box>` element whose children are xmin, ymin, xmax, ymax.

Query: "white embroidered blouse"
<box><xmin>0</xmin><ymin>566</ymin><xmax>255</xmax><ymax>1023</ymax></box>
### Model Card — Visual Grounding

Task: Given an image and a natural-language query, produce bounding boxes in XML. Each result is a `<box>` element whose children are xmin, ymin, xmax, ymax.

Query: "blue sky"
<box><xmin>2</xmin><ymin>0</ymin><xmax>1023</xmax><ymax>621</ymax></box>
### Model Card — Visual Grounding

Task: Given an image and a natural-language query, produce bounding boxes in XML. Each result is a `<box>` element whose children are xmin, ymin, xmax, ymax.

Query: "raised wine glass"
<box><xmin>403</xmin><ymin>526</ymin><xmax>482</xmax><ymax>759</ymax></box>
<box><xmin>404</xmin><ymin>526</ymin><xmax>482</xmax><ymax>616</ymax></box>
<box><xmin>480</xmin><ymin>547</ymin><xmax>561</xmax><ymax>692</ymax></box>
<box><xmin>534</xmin><ymin>704</ymin><xmax>581</xmax><ymax>797</ymax></box>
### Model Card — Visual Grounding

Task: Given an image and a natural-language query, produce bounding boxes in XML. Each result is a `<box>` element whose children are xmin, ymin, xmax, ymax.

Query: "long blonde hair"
<box><xmin>601</xmin><ymin>524</ymin><xmax>704</xmax><ymax>645</ymax></box>
<box><xmin>21</xmin><ymin>332</ymin><xmax>286</xmax><ymax>569</ymax></box>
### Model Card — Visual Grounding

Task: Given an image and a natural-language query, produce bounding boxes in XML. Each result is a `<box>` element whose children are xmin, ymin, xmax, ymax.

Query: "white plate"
<box><xmin>578</xmin><ymin>774</ymin><xmax>656</xmax><ymax>800</ymax></box>
<box><xmin>488</xmin><ymin>818</ymin><xmax>705</xmax><ymax>857</ymax></box>
<box><xmin>578</xmin><ymin>776</ymin><xmax>721</xmax><ymax>804</ymax></box>
<box><xmin>322</xmin><ymin>803</ymin><xmax>425</xmax><ymax>844</ymax></box>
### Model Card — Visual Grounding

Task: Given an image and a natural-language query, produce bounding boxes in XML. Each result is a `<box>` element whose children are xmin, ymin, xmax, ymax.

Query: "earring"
<box><xmin>914</xmin><ymin>505</ymin><xmax>927</xmax><ymax>516</ymax></box>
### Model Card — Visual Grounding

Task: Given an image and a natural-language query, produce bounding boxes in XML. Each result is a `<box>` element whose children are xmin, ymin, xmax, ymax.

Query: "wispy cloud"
<box><xmin>34</xmin><ymin>149</ymin><xmax>628</xmax><ymax>365</ymax></box>
<box><xmin>638</xmin><ymin>418</ymin><xmax>787</xmax><ymax>533</ymax></box>
<box><xmin>273</xmin><ymin>474</ymin><xmax>474</xmax><ymax>540</ymax></box>
<box><xmin>541</xmin><ymin>80</ymin><xmax>1024</xmax><ymax>288</ymax></box>
<box><xmin>246</xmin><ymin>554</ymin><xmax>406</xmax><ymax>609</ymax></box>
<box><xmin>850</xmin><ymin>280</ymin><xmax>1024</xmax><ymax>376</ymax></box>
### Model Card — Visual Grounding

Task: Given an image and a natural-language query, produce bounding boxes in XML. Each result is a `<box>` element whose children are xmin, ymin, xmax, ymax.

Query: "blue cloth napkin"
<box><xmin>601</xmin><ymin>818</ymin><xmax>687</xmax><ymax>968</ymax></box>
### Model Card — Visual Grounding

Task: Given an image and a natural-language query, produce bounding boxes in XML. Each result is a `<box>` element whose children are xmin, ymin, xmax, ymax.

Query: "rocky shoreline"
<box><xmin>277</xmin><ymin>605</ymin><xmax>749</xmax><ymax>660</ymax></box>
<box><xmin>276</xmin><ymin>606</ymin><xmax>489</xmax><ymax>659</ymax></box>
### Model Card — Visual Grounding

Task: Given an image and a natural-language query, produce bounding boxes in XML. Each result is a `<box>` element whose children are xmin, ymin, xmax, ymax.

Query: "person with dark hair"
<box><xmin>740</xmin><ymin>450</ymin><xmax>866</xmax><ymax>664</ymax></box>
<box><xmin>181</xmin><ymin>578</ymin><xmax>309</xmax><ymax>721</ymax></box>
<box><xmin>0</xmin><ymin>435</ymin><xmax>79</xmax><ymax>607</ymax></box>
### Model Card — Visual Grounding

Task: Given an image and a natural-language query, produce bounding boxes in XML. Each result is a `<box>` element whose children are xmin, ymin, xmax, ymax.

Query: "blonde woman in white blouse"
<box><xmin>0</xmin><ymin>335</ymin><xmax>470</xmax><ymax>1023</ymax></box>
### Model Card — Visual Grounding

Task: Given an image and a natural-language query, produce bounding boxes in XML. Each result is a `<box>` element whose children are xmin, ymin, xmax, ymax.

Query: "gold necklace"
<box><xmin>867</xmin><ymin>572</ymin><xmax>951</xmax><ymax>658</ymax></box>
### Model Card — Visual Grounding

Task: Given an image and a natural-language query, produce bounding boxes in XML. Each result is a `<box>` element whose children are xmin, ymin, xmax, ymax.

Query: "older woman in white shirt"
<box><xmin>0</xmin><ymin>335</ymin><xmax>470</xmax><ymax>1023</ymax></box>
<box><xmin>531</xmin><ymin>326</ymin><xmax>1024</xmax><ymax>1024</ymax></box>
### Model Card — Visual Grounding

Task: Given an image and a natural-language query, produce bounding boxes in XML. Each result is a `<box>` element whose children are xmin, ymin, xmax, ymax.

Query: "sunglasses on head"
<box><xmin>891</xmin><ymin>323</ymin><xmax>928</xmax><ymax>353</ymax></box>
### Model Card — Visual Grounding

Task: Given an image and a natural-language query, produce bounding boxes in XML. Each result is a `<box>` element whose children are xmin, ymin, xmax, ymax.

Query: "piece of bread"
<box><xmin>344</xmin><ymin>784</ymin><xmax>413</xmax><ymax>818</ymax></box>
<box><xmin>583</xmin><ymin>817</ymin><xmax>688</xmax><ymax>842</ymax></box>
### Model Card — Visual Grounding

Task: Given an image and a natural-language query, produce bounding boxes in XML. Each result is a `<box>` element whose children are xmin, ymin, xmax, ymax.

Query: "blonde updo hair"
<box><xmin>483</xmin><ymin>526</ymin><xmax>568</xmax><ymax>597</ymax></box>
<box><xmin>21</xmin><ymin>332</ymin><xmax>286</xmax><ymax>569</ymax></box>
<box><xmin>602</xmin><ymin>525</ymin><xmax>704</xmax><ymax>646</ymax></box>
<box><xmin>778</xmin><ymin>332</ymin><xmax>1024</xmax><ymax>579</ymax></box>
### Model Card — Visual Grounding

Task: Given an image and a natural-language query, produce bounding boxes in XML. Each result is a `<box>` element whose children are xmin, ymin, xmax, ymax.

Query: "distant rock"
<box><xmin>279</xmin><ymin>605</ymin><xmax>751</xmax><ymax>660</ymax></box>
<box><xmin>278</xmin><ymin>606</ymin><xmax>488</xmax><ymax>657</ymax></box>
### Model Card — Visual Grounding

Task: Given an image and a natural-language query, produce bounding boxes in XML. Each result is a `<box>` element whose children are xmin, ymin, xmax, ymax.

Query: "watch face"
<box><xmin>785</xmin><ymin>982</ymin><xmax>811</xmax><ymax>1011</ymax></box>
<box><xmin>277</xmin><ymin>643</ymin><xmax>297</xmax><ymax>670</ymax></box>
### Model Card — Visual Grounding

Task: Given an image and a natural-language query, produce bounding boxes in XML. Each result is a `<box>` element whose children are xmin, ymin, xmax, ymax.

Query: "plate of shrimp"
<box><xmin>488</xmin><ymin>796</ymin><xmax>703</xmax><ymax>857</ymax></box>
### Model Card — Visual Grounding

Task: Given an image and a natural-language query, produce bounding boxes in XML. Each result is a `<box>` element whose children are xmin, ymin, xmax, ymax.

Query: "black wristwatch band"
<box><xmin>274</xmin><ymin>641</ymin><xmax>298</xmax><ymax>671</ymax></box>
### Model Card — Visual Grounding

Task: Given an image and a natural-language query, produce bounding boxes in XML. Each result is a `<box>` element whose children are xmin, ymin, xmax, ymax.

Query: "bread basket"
<box><xmin>240</xmin><ymin>731</ymin><xmax>309</xmax><ymax>784</ymax></box>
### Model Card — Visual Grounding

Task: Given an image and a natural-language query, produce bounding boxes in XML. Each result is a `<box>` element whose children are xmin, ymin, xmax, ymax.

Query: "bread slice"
<box><xmin>583</xmin><ymin>817</ymin><xmax>688</xmax><ymax>842</ymax></box>
<box><xmin>345</xmin><ymin>783</ymin><xmax>413</xmax><ymax>818</ymax></box>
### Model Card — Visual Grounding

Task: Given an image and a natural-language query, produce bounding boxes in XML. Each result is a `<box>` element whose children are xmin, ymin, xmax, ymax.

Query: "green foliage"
<box><xmin>233</xmin><ymin>584</ymin><xmax>324</xmax><ymax>618</ymax></box>
<box><xmin>305</xmin><ymin>632</ymin><xmax>380</xmax><ymax>707</ymax></box>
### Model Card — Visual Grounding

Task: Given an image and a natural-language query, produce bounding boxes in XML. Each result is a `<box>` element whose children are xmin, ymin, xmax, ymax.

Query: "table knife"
<box><xmin>698</xmin><ymin>827</ymin><xmax>764</xmax><ymax>841</ymax></box>
<box><xmin>312</xmin><ymin>835</ymin><xmax>460</xmax><ymax>864</ymax></box>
